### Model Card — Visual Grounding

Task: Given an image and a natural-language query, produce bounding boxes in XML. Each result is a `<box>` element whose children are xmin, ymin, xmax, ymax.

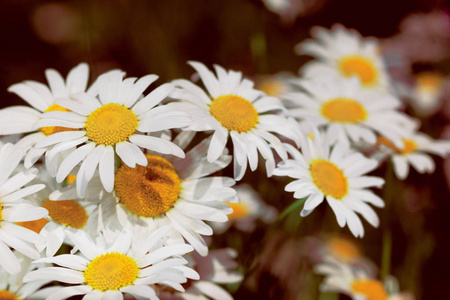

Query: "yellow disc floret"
<box><xmin>321</xmin><ymin>98</ymin><xmax>367</xmax><ymax>123</ymax></box>
<box><xmin>327</xmin><ymin>236</ymin><xmax>360</xmax><ymax>262</ymax></box>
<box><xmin>209</xmin><ymin>95</ymin><xmax>258</xmax><ymax>132</ymax></box>
<box><xmin>0</xmin><ymin>290</ymin><xmax>19</xmax><ymax>300</ymax></box>
<box><xmin>16</xmin><ymin>218</ymin><xmax>49</xmax><ymax>234</ymax></box>
<box><xmin>40</xmin><ymin>104</ymin><xmax>78</xmax><ymax>136</ymax></box>
<box><xmin>377</xmin><ymin>137</ymin><xmax>417</xmax><ymax>154</ymax></box>
<box><xmin>224</xmin><ymin>202</ymin><xmax>249</xmax><ymax>220</ymax></box>
<box><xmin>339</xmin><ymin>55</ymin><xmax>378</xmax><ymax>86</ymax></box>
<box><xmin>42</xmin><ymin>199</ymin><xmax>88</xmax><ymax>229</ymax></box>
<box><xmin>310</xmin><ymin>159</ymin><xmax>348</xmax><ymax>199</ymax></box>
<box><xmin>115</xmin><ymin>154</ymin><xmax>181</xmax><ymax>217</ymax></box>
<box><xmin>85</xmin><ymin>103</ymin><xmax>138</xmax><ymax>146</ymax></box>
<box><xmin>84</xmin><ymin>252</ymin><xmax>139</xmax><ymax>292</ymax></box>
<box><xmin>351</xmin><ymin>279</ymin><xmax>388</xmax><ymax>300</ymax></box>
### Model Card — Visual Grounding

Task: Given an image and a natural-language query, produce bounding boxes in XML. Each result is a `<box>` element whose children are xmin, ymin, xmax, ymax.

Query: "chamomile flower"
<box><xmin>315</xmin><ymin>257</ymin><xmax>412</xmax><ymax>300</ymax></box>
<box><xmin>24</xmin><ymin>228</ymin><xmax>196</xmax><ymax>300</ymax></box>
<box><xmin>23</xmin><ymin>168</ymin><xmax>97</xmax><ymax>257</ymax></box>
<box><xmin>160</xmin><ymin>248</ymin><xmax>242</xmax><ymax>300</ymax></box>
<box><xmin>296</xmin><ymin>24</ymin><xmax>391</xmax><ymax>91</ymax></box>
<box><xmin>33</xmin><ymin>70</ymin><xmax>191</xmax><ymax>195</ymax></box>
<box><xmin>377</xmin><ymin>132</ymin><xmax>450</xmax><ymax>180</ymax></box>
<box><xmin>0</xmin><ymin>143</ymin><xmax>47</xmax><ymax>274</ymax></box>
<box><xmin>0</xmin><ymin>63</ymin><xmax>90</xmax><ymax>168</ymax></box>
<box><xmin>170</xmin><ymin>61</ymin><xmax>299</xmax><ymax>180</ymax></box>
<box><xmin>410</xmin><ymin>72</ymin><xmax>445</xmax><ymax>117</ymax></box>
<box><xmin>50</xmin><ymin>135</ymin><xmax>237</xmax><ymax>256</ymax></box>
<box><xmin>273</xmin><ymin>131</ymin><xmax>385</xmax><ymax>237</ymax></box>
<box><xmin>0</xmin><ymin>252</ymin><xmax>53</xmax><ymax>300</ymax></box>
<box><xmin>211</xmin><ymin>183</ymin><xmax>277</xmax><ymax>233</ymax></box>
<box><xmin>283</xmin><ymin>76</ymin><xmax>416</xmax><ymax>148</ymax></box>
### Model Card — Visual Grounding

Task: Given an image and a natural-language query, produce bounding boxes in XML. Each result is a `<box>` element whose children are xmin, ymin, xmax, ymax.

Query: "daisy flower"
<box><xmin>33</xmin><ymin>69</ymin><xmax>192</xmax><ymax>195</ymax></box>
<box><xmin>21</xmin><ymin>168</ymin><xmax>97</xmax><ymax>257</ymax></box>
<box><xmin>315</xmin><ymin>257</ymin><xmax>413</xmax><ymax>300</ymax></box>
<box><xmin>410</xmin><ymin>72</ymin><xmax>445</xmax><ymax>117</ymax></box>
<box><xmin>273</xmin><ymin>131</ymin><xmax>385</xmax><ymax>237</ymax></box>
<box><xmin>295</xmin><ymin>24</ymin><xmax>391</xmax><ymax>91</ymax></box>
<box><xmin>0</xmin><ymin>252</ymin><xmax>54</xmax><ymax>300</ymax></box>
<box><xmin>159</xmin><ymin>248</ymin><xmax>242</xmax><ymax>300</ymax></box>
<box><xmin>377</xmin><ymin>131</ymin><xmax>450</xmax><ymax>180</ymax></box>
<box><xmin>211</xmin><ymin>183</ymin><xmax>277</xmax><ymax>233</ymax></box>
<box><xmin>0</xmin><ymin>63</ymin><xmax>90</xmax><ymax>168</ymax></box>
<box><xmin>283</xmin><ymin>76</ymin><xmax>416</xmax><ymax>148</ymax></box>
<box><xmin>50</xmin><ymin>134</ymin><xmax>237</xmax><ymax>256</ymax></box>
<box><xmin>0</xmin><ymin>143</ymin><xmax>47</xmax><ymax>273</ymax></box>
<box><xmin>24</xmin><ymin>227</ymin><xmax>196</xmax><ymax>300</ymax></box>
<box><xmin>170</xmin><ymin>61</ymin><xmax>299</xmax><ymax>180</ymax></box>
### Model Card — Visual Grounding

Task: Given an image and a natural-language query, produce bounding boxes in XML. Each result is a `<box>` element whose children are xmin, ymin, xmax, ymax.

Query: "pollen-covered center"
<box><xmin>310</xmin><ymin>159</ymin><xmax>348</xmax><ymax>199</ymax></box>
<box><xmin>321</xmin><ymin>98</ymin><xmax>367</xmax><ymax>123</ymax></box>
<box><xmin>339</xmin><ymin>55</ymin><xmax>378</xmax><ymax>86</ymax></box>
<box><xmin>0</xmin><ymin>290</ymin><xmax>19</xmax><ymax>300</ymax></box>
<box><xmin>40</xmin><ymin>104</ymin><xmax>78</xmax><ymax>136</ymax></box>
<box><xmin>85</xmin><ymin>103</ymin><xmax>138</xmax><ymax>146</ymax></box>
<box><xmin>209</xmin><ymin>95</ymin><xmax>259</xmax><ymax>132</ymax></box>
<box><xmin>42</xmin><ymin>199</ymin><xmax>87</xmax><ymax>229</ymax></box>
<box><xmin>224</xmin><ymin>202</ymin><xmax>249</xmax><ymax>220</ymax></box>
<box><xmin>84</xmin><ymin>252</ymin><xmax>139</xmax><ymax>292</ymax></box>
<box><xmin>115</xmin><ymin>154</ymin><xmax>181</xmax><ymax>217</ymax></box>
<box><xmin>16</xmin><ymin>218</ymin><xmax>49</xmax><ymax>234</ymax></box>
<box><xmin>351</xmin><ymin>279</ymin><xmax>388</xmax><ymax>300</ymax></box>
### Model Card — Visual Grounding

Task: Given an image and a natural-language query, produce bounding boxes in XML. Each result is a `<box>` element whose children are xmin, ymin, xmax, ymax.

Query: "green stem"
<box><xmin>381</xmin><ymin>160</ymin><xmax>394</xmax><ymax>279</ymax></box>
<box><xmin>381</xmin><ymin>229</ymin><xmax>392</xmax><ymax>279</ymax></box>
<box><xmin>277</xmin><ymin>196</ymin><xmax>308</xmax><ymax>221</ymax></box>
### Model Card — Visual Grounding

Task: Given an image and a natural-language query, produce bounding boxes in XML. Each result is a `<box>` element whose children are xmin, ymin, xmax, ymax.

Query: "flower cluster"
<box><xmin>0</xmin><ymin>23</ymin><xmax>447</xmax><ymax>300</ymax></box>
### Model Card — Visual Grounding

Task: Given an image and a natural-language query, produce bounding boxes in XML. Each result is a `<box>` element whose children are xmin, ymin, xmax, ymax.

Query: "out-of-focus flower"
<box><xmin>274</xmin><ymin>130</ymin><xmax>385</xmax><ymax>238</ymax></box>
<box><xmin>160</xmin><ymin>248</ymin><xmax>242</xmax><ymax>300</ymax></box>
<box><xmin>171</xmin><ymin>61</ymin><xmax>299</xmax><ymax>180</ymax></box>
<box><xmin>0</xmin><ymin>252</ymin><xmax>53</xmax><ymax>299</ymax></box>
<box><xmin>377</xmin><ymin>132</ymin><xmax>450</xmax><ymax>180</ymax></box>
<box><xmin>382</xmin><ymin>10</ymin><xmax>450</xmax><ymax>64</ymax></box>
<box><xmin>24</xmin><ymin>228</ymin><xmax>196</xmax><ymax>300</ymax></box>
<box><xmin>315</xmin><ymin>257</ymin><xmax>414</xmax><ymax>300</ymax></box>
<box><xmin>50</xmin><ymin>135</ymin><xmax>237</xmax><ymax>257</ymax></box>
<box><xmin>283</xmin><ymin>76</ymin><xmax>416</xmax><ymax>148</ymax></box>
<box><xmin>211</xmin><ymin>183</ymin><xmax>277</xmax><ymax>233</ymax></box>
<box><xmin>262</xmin><ymin>0</ymin><xmax>328</xmax><ymax>25</ymax></box>
<box><xmin>0</xmin><ymin>63</ymin><xmax>90</xmax><ymax>168</ymax></box>
<box><xmin>34</xmin><ymin>70</ymin><xmax>191</xmax><ymax>196</ymax></box>
<box><xmin>0</xmin><ymin>143</ymin><xmax>47</xmax><ymax>274</ymax></box>
<box><xmin>254</xmin><ymin>73</ymin><xmax>295</xmax><ymax>98</ymax></box>
<box><xmin>296</xmin><ymin>24</ymin><xmax>391</xmax><ymax>91</ymax></box>
<box><xmin>31</xmin><ymin>2</ymin><xmax>82</xmax><ymax>45</ymax></box>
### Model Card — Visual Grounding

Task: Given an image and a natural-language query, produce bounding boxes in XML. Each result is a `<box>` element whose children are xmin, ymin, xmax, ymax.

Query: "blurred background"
<box><xmin>1</xmin><ymin>0</ymin><xmax>450</xmax><ymax>299</ymax></box>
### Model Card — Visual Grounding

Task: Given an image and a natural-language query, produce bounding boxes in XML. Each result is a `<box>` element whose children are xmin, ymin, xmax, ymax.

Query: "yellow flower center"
<box><xmin>351</xmin><ymin>279</ymin><xmax>388</xmax><ymax>300</ymax></box>
<box><xmin>115</xmin><ymin>154</ymin><xmax>181</xmax><ymax>217</ymax></box>
<box><xmin>377</xmin><ymin>137</ymin><xmax>417</xmax><ymax>154</ymax></box>
<box><xmin>42</xmin><ymin>199</ymin><xmax>88</xmax><ymax>229</ymax></box>
<box><xmin>85</xmin><ymin>103</ymin><xmax>138</xmax><ymax>146</ymax></box>
<box><xmin>16</xmin><ymin>218</ymin><xmax>49</xmax><ymax>234</ymax></box>
<box><xmin>339</xmin><ymin>55</ymin><xmax>378</xmax><ymax>86</ymax></box>
<box><xmin>0</xmin><ymin>202</ymin><xmax>2</xmax><ymax>223</ymax></box>
<box><xmin>416</xmin><ymin>72</ymin><xmax>443</xmax><ymax>92</ymax></box>
<box><xmin>258</xmin><ymin>79</ymin><xmax>283</xmax><ymax>97</ymax></box>
<box><xmin>84</xmin><ymin>252</ymin><xmax>139</xmax><ymax>292</ymax></box>
<box><xmin>40</xmin><ymin>104</ymin><xmax>78</xmax><ymax>136</ymax></box>
<box><xmin>310</xmin><ymin>159</ymin><xmax>348</xmax><ymax>199</ymax></box>
<box><xmin>209</xmin><ymin>95</ymin><xmax>259</xmax><ymax>132</ymax></box>
<box><xmin>327</xmin><ymin>237</ymin><xmax>360</xmax><ymax>262</ymax></box>
<box><xmin>321</xmin><ymin>98</ymin><xmax>367</xmax><ymax>123</ymax></box>
<box><xmin>0</xmin><ymin>290</ymin><xmax>18</xmax><ymax>300</ymax></box>
<box><xmin>225</xmin><ymin>202</ymin><xmax>249</xmax><ymax>220</ymax></box>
